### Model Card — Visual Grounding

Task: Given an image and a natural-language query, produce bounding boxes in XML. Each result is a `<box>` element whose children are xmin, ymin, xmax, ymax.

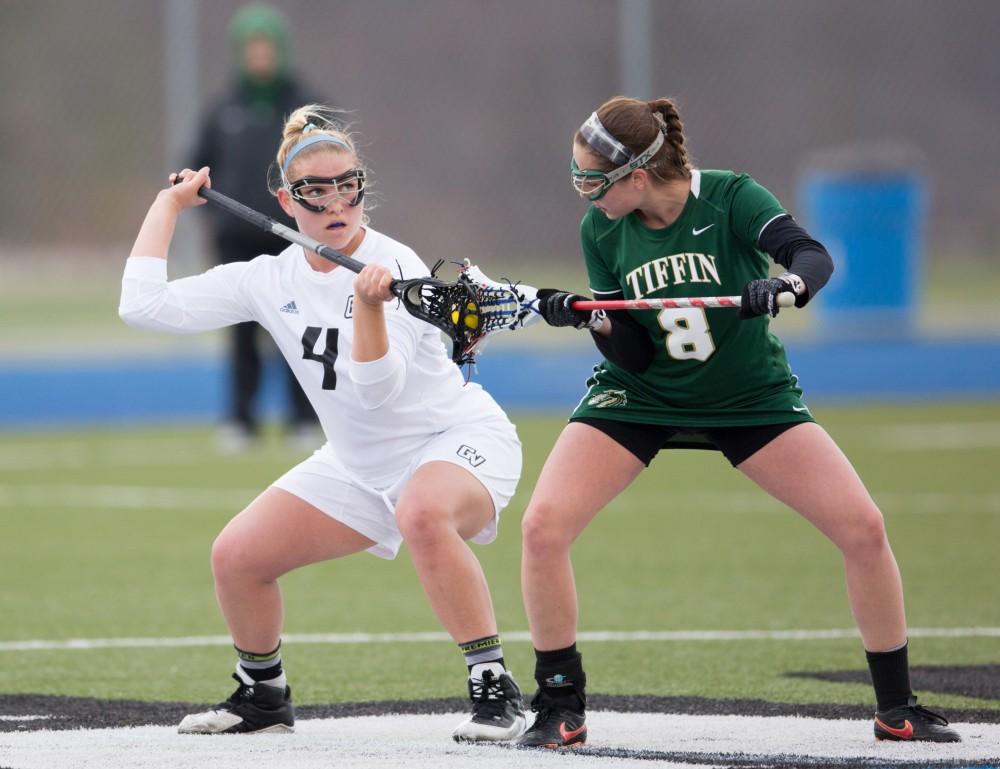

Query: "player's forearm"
<box><xmin>130</xmin><ymin>192</ymin><xmax>183</xmax><ymax>259</ymax></box>
<box><xmin>592</xmin><ymin>310</ymin><xmax>655</xmax><ymax>373</ymax></box>
<box><xmin>757</xmin><ymin>214</ymin><xmax>833</xmax><ymax>304</ymax></box>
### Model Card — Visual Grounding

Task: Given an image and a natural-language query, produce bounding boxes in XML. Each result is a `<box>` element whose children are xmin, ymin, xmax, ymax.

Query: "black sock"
<box><xmin>535</xmin><ymin>643</ymin><xmax>579</xmax><ymax>667</ymax></box>
<box><xmin>866</xmin><ymin>642</ymin><xmax>912</xmax><ymax>711</ymax></box>
<box><xmin>534</xmin><ymin>644</ymin><xmax>586</xmax><ymax>709</ymax></box>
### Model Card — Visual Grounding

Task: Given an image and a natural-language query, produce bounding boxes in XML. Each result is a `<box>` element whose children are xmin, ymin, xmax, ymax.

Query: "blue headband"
<box><xmin>282</xmin><ymin>134</ymin><xmax>352</xmax><ymax>174</ymax></box>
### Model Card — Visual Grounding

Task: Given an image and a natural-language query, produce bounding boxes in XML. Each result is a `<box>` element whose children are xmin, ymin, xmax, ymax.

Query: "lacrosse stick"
<box><xmin>190</xmin><ymin>185</ymin><xmax>538</xmax><ymax>364</ymax></box>
<box><xmin>570</xmin><ymin>293</ymin><xmax>795</xmax><ymax>311</ymax></box>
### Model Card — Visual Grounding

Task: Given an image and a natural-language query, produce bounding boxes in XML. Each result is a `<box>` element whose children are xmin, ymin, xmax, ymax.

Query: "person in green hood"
<box><xmin>192</xmin><ymin>3</ymin><xmax>323</xmax><ymax>452</ymax></box>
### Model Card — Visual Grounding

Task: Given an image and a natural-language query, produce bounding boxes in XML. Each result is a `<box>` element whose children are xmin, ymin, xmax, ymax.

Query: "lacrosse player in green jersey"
<box><xmin>515</xmin><ymin>95</ymin><xmax>959</xmax><ymax>748</ymax></box>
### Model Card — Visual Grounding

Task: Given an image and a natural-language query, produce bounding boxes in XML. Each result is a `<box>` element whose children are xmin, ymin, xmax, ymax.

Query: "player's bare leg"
<box><xmin>212</xmin><ymin>487</ymin><xmax>377</xmax><ymax>651</ymax></box>
<box><xmin>395</xmin><ymin>461</ymin><xmax>500</xmax><ymax>641</ymax></box>
<box><xmin>737</xmin><ymin>422</ymin><xmax>905</xmax><ymax>649</ymax></box>
<box><xmin>396</xmin><ymin>460</ymin><xmax>526</xmax><ymax>741</ymax></box>
<box><xmin>739</xmin><ymin>422</ymin><xmax>961</xmax><ymax>742</ymax></box>
<box><xmin>521</xmin><ymin>422</ymin><xmax>644</xmax><ymax>650</ymax></box>
<box><xmin>178</xmin><ymin>487</ymin><xmax>375</xmax><ymax>734</ymax></box>
<box><xmin>518</xmin><ymin>422</ymin><xmax>644</xmax><ymax>747</ymax></box>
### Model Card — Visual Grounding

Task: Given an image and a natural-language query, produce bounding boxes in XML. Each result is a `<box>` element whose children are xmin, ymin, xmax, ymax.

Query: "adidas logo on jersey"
<box><xmin>280</xmin><ymin>301</ymin><xmax>299</xmax><ymax>314</ymax></box>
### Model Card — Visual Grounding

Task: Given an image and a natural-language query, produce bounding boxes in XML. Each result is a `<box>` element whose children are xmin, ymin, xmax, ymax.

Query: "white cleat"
<box><xmin>178</xmin><ymin>671</ymin><xmax>294</xmax><ymax>734</ymax></box>
<box><xmin>452</xmin><ymin>667</ymin><xmax>528</xmax><ymax>742</ymax></box>
<box><xmin>177</xmin><ymin>709</ymin><xmax>293</xmax><ymax>735</ymax></box>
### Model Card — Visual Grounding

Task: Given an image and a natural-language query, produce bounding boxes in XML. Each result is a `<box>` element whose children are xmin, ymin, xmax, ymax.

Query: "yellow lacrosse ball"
<box><xmin>463</xmin><ymin>302</ymin><xmax>479</xmax><ymax>329</ymax></box>
<box><xmin>452</xmin><ymin>302</ymin><xmax>479</xmax><ymax>330</ymax></box>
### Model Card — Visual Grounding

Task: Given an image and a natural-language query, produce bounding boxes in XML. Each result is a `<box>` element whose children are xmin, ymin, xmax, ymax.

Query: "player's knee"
<box><xmin>396</xmin><ymin>503</ymin><xmax>445</xmax><ymax>549</ymax></box>
<box><xmin>837</xmin><ymin>508</ymin><xmax>890</xmax><ymax>558</ymax></box>
<box><xmin>521</xmin><ymin>502</ymin><xmax>572</xmax><ymax>557</ymax></box>
<box><xmin>210</xmin><ymin>530</ymin><xmax>257</xmax><ymax>584</ymax></box>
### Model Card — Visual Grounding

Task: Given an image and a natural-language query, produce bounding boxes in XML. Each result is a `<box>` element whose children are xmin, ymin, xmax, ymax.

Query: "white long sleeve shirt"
<box><xmin>120</xmin><ymin>228</ymin><xmax>508</xmax><ymax>486</ymax></box>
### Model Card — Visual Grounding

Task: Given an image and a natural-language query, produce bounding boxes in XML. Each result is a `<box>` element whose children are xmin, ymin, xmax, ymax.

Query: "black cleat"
<box><xmin>874</xmin><ymin>696</ymin><xmax>961</xmax><ymax>743</ymax></box>
<box><xmin>514</xmin><ymin>690</ymin><xmax>587</xmax><ymax>748</ymax></box>
<box><xmin>178</xmin><ymin>671</ymin><xmax>294</xmax><ymax>734</ymax></box>
<box><xmin>452</xmin><ymin>669</ymin><xmax>527</xmax><ymax>742</ymax></box>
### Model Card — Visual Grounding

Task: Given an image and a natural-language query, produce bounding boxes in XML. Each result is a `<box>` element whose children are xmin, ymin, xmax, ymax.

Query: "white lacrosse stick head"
<box><xmin>450</xmin><ymin>260</ymin><xmax>541</xmax><ymax>363</ymax></box>
<box><xmin>460</xmin><ymin>260</ymin><xmax>541</xmax><ymax>333</ymax></box>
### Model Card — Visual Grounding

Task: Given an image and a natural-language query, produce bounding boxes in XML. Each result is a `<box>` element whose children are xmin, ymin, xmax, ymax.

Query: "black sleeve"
<box><xmin>757</xmin><ymin>214</ymin><xmax>834</xmax><ymax>305</ymax></box>
<box><xmin>591</xmin><ymin>309</ymin><xmax>655</xmax><ymax>374</ymax></box>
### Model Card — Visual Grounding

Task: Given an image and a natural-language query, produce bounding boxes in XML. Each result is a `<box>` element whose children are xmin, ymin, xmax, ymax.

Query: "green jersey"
<box><xmin>572</xmin><ymin>169</ymin><xmax>813</xmax><ymax>428</ymax></box>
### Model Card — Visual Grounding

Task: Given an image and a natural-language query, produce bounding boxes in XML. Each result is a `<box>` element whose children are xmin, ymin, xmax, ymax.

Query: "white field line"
<box><xmin>2</xmin><ymin>484</ymin><xmax>1000</xmax><ymax>515</ymax></box>
<box><xmin>0</xmin><ymin>484</ymin><xmax>259</xmax><ymax>510</ymax></box>
<box><xmin>868</xmin><ymin>420</ymin><xmax>1000</xmax><ymax>450</ymax></box>
<box><xmin>2</xmin><ymin>712</ymin><xmax>999</xmax><ymax>769</ymax></box>
<box><xmin>2</xmin><ymin>626</ymin><xmax>999</xmax><ymax>652</ymax></box>
<box><xmin>0</xmin><ymin>441</ymin><xmax>220</xmax><ymax>470</ymax></box>
<box><xmin>0</xmin><ymin>714</ymin><xmax>51</xmax><ymax>721</ymax></box>
<box><xmin>624</xmin><ymin>490</ymin><xmax>1000</xmax><ymax>515</ymax></box>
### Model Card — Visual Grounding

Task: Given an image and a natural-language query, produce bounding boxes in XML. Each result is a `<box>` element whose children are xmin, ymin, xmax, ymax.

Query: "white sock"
<box><xmin>469</xmin><ymin>661</ymin><xmax>506</xmax><ymax>681</ymax></box>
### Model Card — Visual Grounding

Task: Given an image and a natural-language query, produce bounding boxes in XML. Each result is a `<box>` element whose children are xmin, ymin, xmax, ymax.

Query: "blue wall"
<box><xmin>2</xmin><ymin>337</ymin><xmax>999</xmax><ymax>429</ymax></box>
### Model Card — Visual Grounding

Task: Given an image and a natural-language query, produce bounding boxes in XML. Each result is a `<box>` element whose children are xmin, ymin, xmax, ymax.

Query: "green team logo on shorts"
<box><xmin>588</xmin><ymin>389</ymin><xmax>628</xmax><ymax>409</ymax></box>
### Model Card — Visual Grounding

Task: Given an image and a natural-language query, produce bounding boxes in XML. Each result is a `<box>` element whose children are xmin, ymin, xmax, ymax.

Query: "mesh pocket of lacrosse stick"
<box><xmin>393</xmin><ymin>260</ymin><xmax>537</xmax><ymax>366</ymax></box>
<box><xmin>452</xmin><ymin>260</ymin><xmax>540</xmax><ymax>365</ymax></box>
<box><xmin>393</xmin><ymin>272</ymin><xmax>481</xmax><ymax>364</ymax></box>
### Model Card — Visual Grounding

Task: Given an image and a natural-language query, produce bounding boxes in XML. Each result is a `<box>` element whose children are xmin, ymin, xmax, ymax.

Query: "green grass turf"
<box><xmin>1</xmin><ymin>403</ymin><xmax>998</xmax><ymax>712</ymax></box>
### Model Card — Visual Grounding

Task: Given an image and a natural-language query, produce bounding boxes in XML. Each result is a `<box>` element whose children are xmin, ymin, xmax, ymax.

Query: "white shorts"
<box><xmin>271</xmin><ymin>418</ymin><xmax>522</xmax><ymax>560</ymax></box>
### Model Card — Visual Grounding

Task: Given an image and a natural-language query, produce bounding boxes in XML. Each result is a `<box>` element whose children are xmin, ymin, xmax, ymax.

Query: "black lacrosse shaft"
<box><xmin>196</xmin><ymin>186</ymin><xmax>367</xmax><ymax>274</ymax></box>
<box><xmin>187</xmin><ymin>182</ymin><xmax>472</xmax><ymax>360</ymax></box>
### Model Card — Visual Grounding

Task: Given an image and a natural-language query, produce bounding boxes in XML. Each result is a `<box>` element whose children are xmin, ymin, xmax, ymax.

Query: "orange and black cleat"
<box><xmin>874</xmin><ymin>696</ymin><xmax>961</xmax><ymax>743</ymax></box>
<box><xmin>514</xmin><ymin>691</ymin><xmax>587</xmax><ymax>749</ymax></box>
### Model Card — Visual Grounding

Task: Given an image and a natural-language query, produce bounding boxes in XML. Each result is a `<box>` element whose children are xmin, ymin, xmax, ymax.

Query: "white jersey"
<box><xmin>120</xmin><ymin>227</ymin><xmax>510</xmax><ymax>486</ymax></box>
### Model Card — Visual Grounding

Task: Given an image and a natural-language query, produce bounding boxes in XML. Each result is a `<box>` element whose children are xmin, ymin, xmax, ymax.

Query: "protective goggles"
<box><xmin>571</xmin><ymin>114</ymin><xmax>665</xmax><ymax>201</ymax></box>
<box><xmin>287</xmin><ymin>169</ymin><xmax>366</xmax><ymax>211</ymax></box>
<box><xmin>571</xmin><ymin>159</ymin><xmax>631</xmax><ymax>201</ymax></box>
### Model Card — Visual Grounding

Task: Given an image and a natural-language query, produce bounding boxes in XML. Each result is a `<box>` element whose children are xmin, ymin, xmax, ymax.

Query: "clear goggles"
<box><xmin>570</xmin><ymin>159</ymin><xmax>635</xmax><ymax>201</ymax></box>
<box><xmin>570</xmin><ymin>130</ymin><xmax>665</xmax><ymax>201</ymax></box>
<box><xmin>287</xmin><ymin>169</ymin><xmax>366</xmax><ymax>211</ymax></box>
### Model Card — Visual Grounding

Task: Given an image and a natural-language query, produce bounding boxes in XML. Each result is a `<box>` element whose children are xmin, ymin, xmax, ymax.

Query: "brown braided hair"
<box><xmin>574</xmin><ymin>96</ymin><xmax>692</xmax><ymax>183</ymax></box>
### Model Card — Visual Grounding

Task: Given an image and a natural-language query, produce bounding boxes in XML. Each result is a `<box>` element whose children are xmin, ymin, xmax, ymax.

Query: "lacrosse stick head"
<box><xmin>392</xmin><ymin>274</ymin><xmax>481</xmax><ymax>364</ymax></box>
<box><xmin>392</xmin><ymin>260</ymin><xmax>539</xmax><ymax>366</ymax></box>
<box><xmin>455</xmin><ymin>261</ymin><xmax>540</xmax><ymax>362</ymax></box>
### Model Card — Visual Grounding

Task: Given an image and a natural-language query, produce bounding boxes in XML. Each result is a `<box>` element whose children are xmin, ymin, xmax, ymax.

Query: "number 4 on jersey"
<box><xmin>302</xmin><ymin>327</ymin><xmax>339</xmax><ymax>389</ymax></box>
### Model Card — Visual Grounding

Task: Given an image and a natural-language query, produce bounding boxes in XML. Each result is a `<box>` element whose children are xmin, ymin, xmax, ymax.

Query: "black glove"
<box><xmin>536</xmin><ymin>288</ymin><xmax>606</xmax><ymax>330</ymax></box>
<box><xmin>739</xmin><ymin>274</ymin><xmax>803</xmax><ymax>319</ymax></box>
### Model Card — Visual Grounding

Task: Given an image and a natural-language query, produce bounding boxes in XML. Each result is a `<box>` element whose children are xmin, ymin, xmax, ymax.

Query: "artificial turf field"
<box><xmin>1</xmin><ymin>402</ymin><xmax>997</xmax><ymax>718</ymax></box>
<box><xmin>2</xmin><ymin>404</ymin><xmax>999</xmax><ymax>769</ymax></box>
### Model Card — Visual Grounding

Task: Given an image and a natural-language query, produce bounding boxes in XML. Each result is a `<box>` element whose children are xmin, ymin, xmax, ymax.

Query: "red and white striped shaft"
<box><xmin>572</xmin><ymin>292</ymin><xmax>794</xmax><ymax>311</ymax></box>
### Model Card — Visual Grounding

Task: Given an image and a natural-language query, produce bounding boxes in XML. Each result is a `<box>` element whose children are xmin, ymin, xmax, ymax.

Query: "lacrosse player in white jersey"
<box><xmin>120</xmin><ymin>104</ymin><xmax>526</xmax><ymax>742</ymax></box>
